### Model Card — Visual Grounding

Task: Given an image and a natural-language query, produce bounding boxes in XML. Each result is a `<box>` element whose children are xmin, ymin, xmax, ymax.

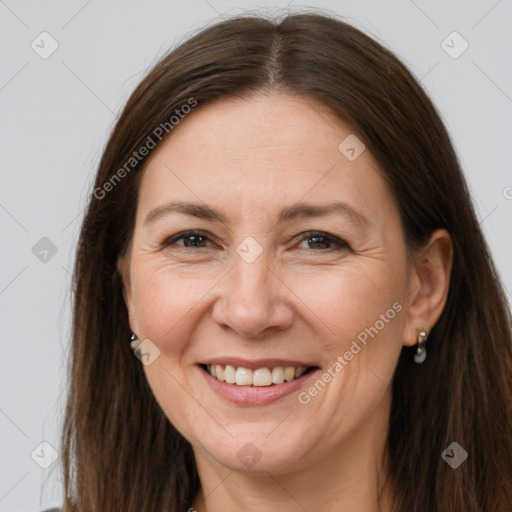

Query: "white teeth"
<box><xmin>206</xmin><ymin>364</ymin><xmax>310</xmax><ymax>386</ymax></box>
<box><xmin>235</xmin><ymin>367</ymin><xmax>253</xmax><ymax>386</ymax></box>
<box><xmin>224</xmin><ymin>365</ymin><xmax>236</xmax><ymax>384</ymax></box>
<box><xmin>271</xmin><ymin>367</ymin><xmax>285</xmax><ymax>384</ymax></box>
<box><xmin>284</xmin><ymin>367</ymin><xmax>295</xmax><ymax>382</ymax></box>
<box><xmin>253</xmin><ymin>368</ymin><xmax>272</xmax><ymax>386</ymax></box>
<box><xmin>215</xmin><ymin>364</ymin><xmax>224</xmax><ymax>381</ymax></box>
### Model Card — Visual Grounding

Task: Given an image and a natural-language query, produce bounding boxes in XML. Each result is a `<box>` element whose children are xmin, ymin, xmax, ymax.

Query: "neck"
<box><xmin>191</xmin><ymin>392</ymin><xmax>394</xmax><ymax>512</ymax></box>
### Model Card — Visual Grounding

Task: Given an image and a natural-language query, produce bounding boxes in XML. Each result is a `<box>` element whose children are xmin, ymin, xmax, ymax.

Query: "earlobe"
<box><xmin>403</xmin><ymin>228</ymin><xmax>453</xmax><ymax>347</ymax></box>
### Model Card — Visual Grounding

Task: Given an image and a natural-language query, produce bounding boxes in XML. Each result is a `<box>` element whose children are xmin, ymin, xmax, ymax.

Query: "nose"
<box><xmin>211</xmin><ymin>250</ymin><xmax>294</xmax><ymax>338</ymax></box>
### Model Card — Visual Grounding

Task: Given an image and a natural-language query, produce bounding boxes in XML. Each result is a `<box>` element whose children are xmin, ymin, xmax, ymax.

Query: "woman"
<box><xmin>53</xmin><ymin>11</ymin><xmax>512</xmax><ymax>512</ymax></box>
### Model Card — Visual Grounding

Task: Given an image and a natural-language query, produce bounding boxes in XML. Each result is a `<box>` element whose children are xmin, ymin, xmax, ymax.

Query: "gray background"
<box><xmin>1</xmin><ymin>1</ymin><xmax>511</xmax><ymax>510</ymax></box>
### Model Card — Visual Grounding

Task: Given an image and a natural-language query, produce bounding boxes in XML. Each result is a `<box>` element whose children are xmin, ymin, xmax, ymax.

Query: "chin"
<box><xmin>195</xmin><ymin>426</ymin><xmax>313</xmax><ymax>474</ymax></box>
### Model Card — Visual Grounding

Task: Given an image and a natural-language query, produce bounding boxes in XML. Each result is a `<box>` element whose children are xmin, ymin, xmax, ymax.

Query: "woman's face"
<box><xmin>122</xmin><ymin>92</ymin><xmax>419</xmax><ymax>474</ymax></box>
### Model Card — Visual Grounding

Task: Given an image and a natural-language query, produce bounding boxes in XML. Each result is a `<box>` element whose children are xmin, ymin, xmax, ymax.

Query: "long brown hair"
<box><xmin>61</xmin><ymin>11</ymin><xmax>512</xmax><ymax>511</ymax></box>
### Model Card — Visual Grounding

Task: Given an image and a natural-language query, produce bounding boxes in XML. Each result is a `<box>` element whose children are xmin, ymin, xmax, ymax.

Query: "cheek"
<box><xmin>297</xmin><ymin>266</ymin><xmax>407</xmax><ymax>403</ymax></box>
<box><xmin>299</xmin><ymin>264</ymin><xmax>405</xmax><ymax>344</ymax></box>
<box><xmin>130</xmin><ymin>263</ymin><xmax>201</xmax><ymax>350</ymax></box>
<box><xmin>130</xmin><ymin>265</ymin><xmax>209</xmax><ymax>433</ymax></box>
<box><xmin>130</xmin><ymin>259</ymin><xmax>230</xmax><ymax>368</ymax></box>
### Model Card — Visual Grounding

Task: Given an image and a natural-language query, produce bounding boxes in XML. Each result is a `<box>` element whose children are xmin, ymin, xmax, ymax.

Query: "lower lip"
<box><xmin>199</xmin><ymin>365</ymin><xmax>320</xmax><ymax>406</ymax></box>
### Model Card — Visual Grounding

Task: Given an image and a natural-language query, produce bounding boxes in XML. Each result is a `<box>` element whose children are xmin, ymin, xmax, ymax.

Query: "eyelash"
<box><xmin>161</xmin><ymin>230</ymin><xmax>351</xmax><ymax>253</ymax></box>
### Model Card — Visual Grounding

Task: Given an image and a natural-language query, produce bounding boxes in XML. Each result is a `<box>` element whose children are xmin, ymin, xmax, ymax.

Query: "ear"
<box><xmin>117</xmin><ymin>255</ymin><xmax>137</xmax><ymax>333</ymax></box>
<box><xmin>402</xmin><ymin>228</ymin><xmax>453</xmax><ymax>347</ymax></box>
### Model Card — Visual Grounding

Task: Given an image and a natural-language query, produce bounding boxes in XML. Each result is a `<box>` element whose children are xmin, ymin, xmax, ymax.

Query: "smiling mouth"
<box><xmin>199</xmin><ymin>363</ymin><xmax>319</xmax><ymax>387</ymax></box>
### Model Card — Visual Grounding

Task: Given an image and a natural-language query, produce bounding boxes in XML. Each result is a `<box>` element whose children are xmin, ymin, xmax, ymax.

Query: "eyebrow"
<box><xmin>143</xmin><ymin>200</ymin><xmax>369</xmax><ymax>228</ymax></box>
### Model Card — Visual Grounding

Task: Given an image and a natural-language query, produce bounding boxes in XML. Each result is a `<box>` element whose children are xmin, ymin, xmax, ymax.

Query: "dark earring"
<box><xmin>414</xmin><ymin>328</ymin><xmax>428</xmax><ymax>364</ymax></box>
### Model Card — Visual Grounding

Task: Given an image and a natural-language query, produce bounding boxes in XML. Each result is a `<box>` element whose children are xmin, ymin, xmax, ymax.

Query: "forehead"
<box><xmin>137</xmin><ymin>92</ymin><xmax>398</xmax><ymax>229</ymax></box>
<box><xmin>157</xmin><ymin>92</ymin><xmax>354</xmax><ymax>160</ymax></box>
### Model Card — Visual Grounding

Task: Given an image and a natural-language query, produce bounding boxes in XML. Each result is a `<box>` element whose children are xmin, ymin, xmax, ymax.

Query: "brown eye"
<box><xmin>297</xmin><ymin>231</ymin><xmax>351</xmax><ymax>251</ymax></box>
<box><xmin>162</xmin><ymin>230</ymin><xmax>213</xmax><ymax>249</ymax></box>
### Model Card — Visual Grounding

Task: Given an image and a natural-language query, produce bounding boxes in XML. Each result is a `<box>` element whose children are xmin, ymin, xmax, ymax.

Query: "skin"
<box><xmin>120</xmin><ymin>92</ymin><xmax>453</xmax><ymax>512</ymax></box>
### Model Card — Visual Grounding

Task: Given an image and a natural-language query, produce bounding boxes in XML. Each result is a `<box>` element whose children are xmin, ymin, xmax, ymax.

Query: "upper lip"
<box><xmin>198</xmin><ymin>357</ymin><xmax>318</xmax><ymax>370</ymax></box>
